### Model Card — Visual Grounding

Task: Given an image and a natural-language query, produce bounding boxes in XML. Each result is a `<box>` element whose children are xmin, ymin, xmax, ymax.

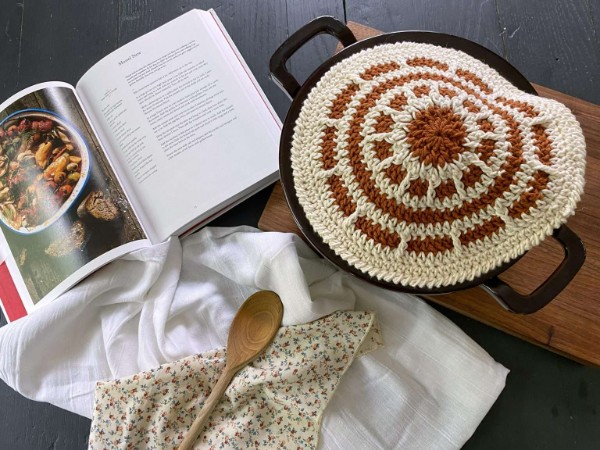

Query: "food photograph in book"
<box><xmin>0</xmin><ymin>86</ymin><xmax>145</xmax><ymax>304</ymax></box>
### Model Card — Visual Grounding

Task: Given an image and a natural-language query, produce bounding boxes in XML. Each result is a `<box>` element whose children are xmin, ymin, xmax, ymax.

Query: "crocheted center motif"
<box><xmin>407</xmin><ymin>106</ymin><xmax>467</xmax><ymax>166</ymax></box>
<box><xmin>291</xmin><ymin>43</ymin><xmax>585</xmax><ymax>288</ymax></box>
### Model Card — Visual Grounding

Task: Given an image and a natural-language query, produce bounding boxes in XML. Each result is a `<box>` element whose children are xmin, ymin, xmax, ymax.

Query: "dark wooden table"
<box><xmin>0</xmin><ymin>1</ymin><xmax>598</xmax><ymax>448</ymax></box>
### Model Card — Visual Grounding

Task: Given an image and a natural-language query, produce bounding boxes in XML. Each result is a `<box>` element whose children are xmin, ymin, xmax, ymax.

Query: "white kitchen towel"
<box><xmin>0</xmin><ymin>226</ymin><xmax>508</xmax><ymax>449</ymax></box>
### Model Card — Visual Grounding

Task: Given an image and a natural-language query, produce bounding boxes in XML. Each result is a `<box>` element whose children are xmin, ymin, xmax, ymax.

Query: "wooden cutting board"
<box><xmin>259</xmin><ymin>21</ymin><xmax>600</xmax><ymax>367</ymax></box>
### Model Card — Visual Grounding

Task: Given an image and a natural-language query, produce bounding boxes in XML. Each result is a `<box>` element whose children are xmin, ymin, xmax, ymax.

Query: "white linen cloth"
<box><xmin>0</xmin><ymin>226</ymin><xmax>508</xmax><ymax>449</ymax></box>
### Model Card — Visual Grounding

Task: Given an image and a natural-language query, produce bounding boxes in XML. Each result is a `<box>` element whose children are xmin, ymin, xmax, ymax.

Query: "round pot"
<box><xmin>270</xmin><ymin>17</ymin><xmax>586</xmax><ymax>314</ymax></box>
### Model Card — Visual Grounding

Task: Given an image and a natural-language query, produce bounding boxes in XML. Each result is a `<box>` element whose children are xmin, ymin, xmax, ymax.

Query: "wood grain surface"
<box><xmin>259</xmin><ymin>21</ymin><xmax>600</xmax><ymax>367</ymax></box>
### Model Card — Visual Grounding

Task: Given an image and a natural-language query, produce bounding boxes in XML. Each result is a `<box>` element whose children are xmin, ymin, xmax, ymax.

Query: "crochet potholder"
<box><xmin>290</xmin><ymin>42</ymin><xmax>586</xmax><ymax>289</ymax></box>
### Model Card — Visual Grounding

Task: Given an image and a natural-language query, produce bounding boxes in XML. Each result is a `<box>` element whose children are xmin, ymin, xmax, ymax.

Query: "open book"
<box><xmin>0</xmin><ymin>10</ymin><xmax>280</xmax><ymax>322</ymax></box>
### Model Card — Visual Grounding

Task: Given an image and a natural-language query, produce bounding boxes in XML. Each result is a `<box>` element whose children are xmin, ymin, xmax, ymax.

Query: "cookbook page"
<box><xmin>0</xmin><ymin>82</ymin><xmax>148</xmax><ymax>320</ymax></box>
<box><xmin>76</xmin><ymin>9</ymin><xmax>280</xmax><ymax>243</ymax></box>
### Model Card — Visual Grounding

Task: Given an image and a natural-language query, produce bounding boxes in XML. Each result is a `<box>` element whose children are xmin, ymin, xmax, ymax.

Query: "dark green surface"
<box><xmin>0</xmin><ymin>1</ymin><xmax>599</xmax><ymax>448</ymax></box>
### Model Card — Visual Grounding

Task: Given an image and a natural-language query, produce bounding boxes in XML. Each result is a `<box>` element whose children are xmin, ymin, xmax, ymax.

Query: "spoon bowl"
<box><xmin>227</xmin><ymin>291</ymin><xmax>284</xmax><ymax>371</ymax></box>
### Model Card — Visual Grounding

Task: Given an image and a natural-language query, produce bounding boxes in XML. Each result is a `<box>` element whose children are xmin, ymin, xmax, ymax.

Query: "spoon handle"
<box><xmin>178</xmin><ymin>366</ymin><xmax>236</xmax><ymax>450</ymax></box>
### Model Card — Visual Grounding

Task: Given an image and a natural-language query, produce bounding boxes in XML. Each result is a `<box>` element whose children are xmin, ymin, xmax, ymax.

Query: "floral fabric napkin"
<box><xmin>88</xmin><ymin>311</ymin><xmax>382</xmax><ymax>449</ymax></box>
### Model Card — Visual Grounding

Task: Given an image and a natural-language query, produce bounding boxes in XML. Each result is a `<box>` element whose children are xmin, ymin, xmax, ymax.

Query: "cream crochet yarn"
<box><xmin>290</xmin><ymin>42</ymin><xmax>586</xmax><ymax>289</ymax></box>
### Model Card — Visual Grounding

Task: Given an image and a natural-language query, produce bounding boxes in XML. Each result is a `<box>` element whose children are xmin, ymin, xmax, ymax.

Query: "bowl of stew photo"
<box><xmin>0</xmin><ymin>109</ymin><xmax>91</xmax><ymax>234</ymax></box>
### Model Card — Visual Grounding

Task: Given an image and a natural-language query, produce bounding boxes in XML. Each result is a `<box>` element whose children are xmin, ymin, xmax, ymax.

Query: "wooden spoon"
<box><xmin>179</xmin><ymin>290</ymin><xmax>283</xmax><ymax>450</ymax></box>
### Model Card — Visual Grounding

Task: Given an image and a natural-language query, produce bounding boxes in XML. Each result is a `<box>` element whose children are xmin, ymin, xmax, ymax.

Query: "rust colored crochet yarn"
<box><xmin>406</xmin><ymin>106</ymin><xmax>467</xmax><ymax>167</ymax></box>
<box><xmin>290</xmin><ymin>42</ymin><xmax>586</xmax><ymax>288</ymax></box>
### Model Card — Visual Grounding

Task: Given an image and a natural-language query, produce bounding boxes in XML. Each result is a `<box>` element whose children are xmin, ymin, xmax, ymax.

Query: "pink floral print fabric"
<box><xmin>88</xmin><ymin>311</ymin><xmax>382</xmax><ymax>449</ymax></box>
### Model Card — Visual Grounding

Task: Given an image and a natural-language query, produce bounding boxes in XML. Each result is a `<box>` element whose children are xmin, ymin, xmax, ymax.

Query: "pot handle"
<box><xmin>270</xmin><ymin>16</ymin><xmax>357</xmax><ymax>99</ymax></box>
<box><xmin>480</xmin><ymin>225</ymin><xmax>585</xmax><ymax>314</ymax></box>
